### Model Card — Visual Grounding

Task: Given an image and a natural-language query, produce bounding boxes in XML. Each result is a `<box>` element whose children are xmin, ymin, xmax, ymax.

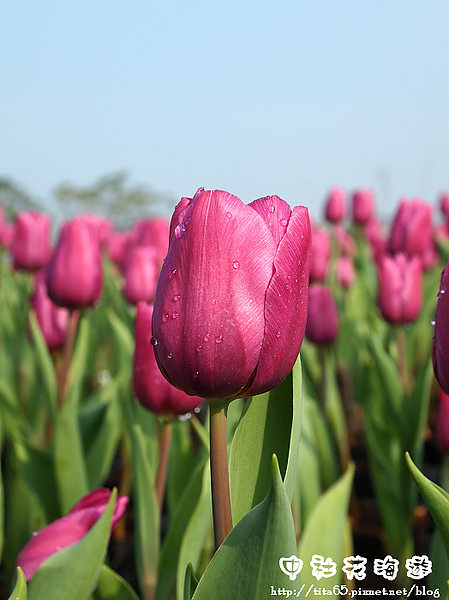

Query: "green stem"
<box><xmin>209</xmin><ymin>401</ymin><xmax>233</xmax><ymax>550</ymax></box>
<box><xmin>396</xmin><ymin>326</ymin><xmax>410</xmax><ymax>393</ymax></box>
<box><xmin>155</xmin><ymin>420</ymin><xmax>173</xmax><ymax>513</ymax></box>
<box><xmin>57</xmin><ymin>308</ymin><xmax>80</xmax><ymax>406</ymax></box>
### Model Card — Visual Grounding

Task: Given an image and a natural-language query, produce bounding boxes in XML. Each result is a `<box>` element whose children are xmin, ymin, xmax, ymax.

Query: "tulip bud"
<box><xmin>30</xmin><ymin>271</ymin><xmax>69</xmax><ymax>352</ymax></box>
<box><xmin>133</xmin><ymin>302</ymin><xmax>203</xmax><ymax>416</ymax></box>
<box><xmin>133</xmin><ymin>218</ymin><xmax>170</xmax><ymax>266</ymax></box>
<box><xmin>324</xmin><ymin>186</ymin><xmax>346</xmax><ymax>224</ymax></box>
<box><xmin>11</xmin><ymin>211</ymin><xmax>52</xmax><ymax>271</ymax></box>
<box><xmin>336</xmin><ymin>255</ymin><xmax>355</xmax><ymax>289</ymax></box>
<box><xmin>388</xmin><ymin>197</ymin><xmax>434</xmax><ymax>259</ymax></box>
<box><xmin>152</xmin><ymin>189</ymin><xmax>311</xmax><ymax>401</ymax></box>
<box><xmin>305</xmin><ymin>284</ymin><xmax>339</xmax><ymax>345</ymax></box>
<box><xmin>123</xmin><ymin>245</ymin><xmax>160</xmax><ymax>305</ymax></box>
<box><xmin>16</xmin><ymin>488</ymin><xmax>128</xmax><ymax>581</ymax></box>
<box><xmin>436</xmin><ymin>388</ymin><xmax>449</xmax><ymax>454</ymax></box>
<box><xmin>309</xmin><ymin>226</ymin><xmax>331</xmax><ymax>282</ymax></box>
<box><xmin>433</xmin><ymin>259</ymin><xmax>449</xmax><ymax>395</ymax></box>
<box><xmin>377</xmin><ymin>253</ymin><xmax>422</xmax><ymax>325</ymax></box>
<box><xmin>352</xmin><ymin>189</ymin><xmax>375</xmax><ymax>225</ymax></box>
<box><xmin>46</xmin><ymin>217</ymin><xmax>103</xmax><ymax>309</ymax></box>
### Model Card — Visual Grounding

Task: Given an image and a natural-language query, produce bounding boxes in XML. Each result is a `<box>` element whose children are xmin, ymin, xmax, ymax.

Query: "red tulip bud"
<box><xmin>377</xmin><ymin>253</ymin><xmax>422</xmax><ymax>325</ymax></box>
<box><xmin>30</xmin><ymin>271</ymin><xmax>69</xmax><ymax>351</ymax></box>
<box><xmin>309</xmin><ymin>226</ymin><xmax>331</xmax><ymax>282</ymax></box>
<box><xmin>352</xmin><ymin>189</ymin><xmax>375</xmax><ymax>225</ymax></box>
<box><xmin>388</xmin><ymin>197</ymin><xmax>434</xmax><ymax>259</ymax></box>
<box><xmin>305</xmin><ymin>284</ymin><xmax>339</xmax><ymax>345</ymax></box>
<box><xmin>123</xmin><ymin>245</ymin><xmax>160</xmax><ymax>305</ymax></box>
<box><xmin>11</xmin><ymin>211</ymin><xmax>52</xmax><ymax>271</ymax></box>
<box><xmin>324</xmin><ymin>186</ymin><xmax>346</xmax><ymax>224</ymax></box>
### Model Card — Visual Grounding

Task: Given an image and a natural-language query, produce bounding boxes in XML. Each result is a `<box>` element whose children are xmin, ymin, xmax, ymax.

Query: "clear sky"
<box><xmin>2</xmin><ymin>1</ymin><xmax>449</xmax><ymax>222</ymax></box>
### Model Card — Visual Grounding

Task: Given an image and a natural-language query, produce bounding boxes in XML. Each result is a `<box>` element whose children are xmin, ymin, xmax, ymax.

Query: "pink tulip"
<box><xmin>46</xmin><ymin>217</ymin><xmax>103</xmax><ymax>309</ymax></box>
<box><xmin>352</xmin><ymin>189</ymin><xmax>375</xmax><ymax>225</ymax></box>
<box><xmin>324</xmin><ymin>186</ymin><xmax>346</xmax><ymax>224</ymax></box>
<box><xmin>78</xmin><ymin>213</ymin><xmax>113</xmax><ymax>249</ymax></box>
<box><xmin>309</xmin><ymin>226</ymin><xmax>331</xmax><ymax>282</ymax></box>
<box><xmin>333</xmin><ymin>224</ymin><xmax>356</xmax><ymax>256</ymax></box>
<box><xmin>437</xmin><ymin>388</ymin><xmax>449</xmax><ymax>454</ymax></box>
<box><xmin>388</xmin><ymin>197</ymin><xmax>434</xmax><ymax>259</ymax></box>
<box><xmin>123</xmin><ymin>245</ymin><xmax>160</xmax><ymax>305</ymax></box>
<box><xmin>16</xmin><ymin>488</ymin><xmax>128</xmax><ymax>581</ymax></box>
<box><xmin>440</xmin><ymin>192</ymin><xmax>449</xmax><ymax>221</ymax></box>
<box><xmin>11</xmin><ymin>211</ymin><xmax>52</xmax><ymax>271</ymax></box>
<box><xmin>133</xmin><ymin>302</ymin><xmax>203</xmax><ymax>416</ymax></box>
<box><xmin>305</xmin><ymin>284</ymin><xmax>339</xmax><ymax>345</ymax></box>
<box><xmin>133</xmin><ymin>218</ymin><xmax>170</xmax><ymax>266</ymax></box>
<box><xmin>152</xmin><ymin>188</ymin><xmax>311</xmax><ymax>401</ymax></box>
<box><xmin>364</xmin><ymin>218</ymin><xmax>387</xmax><ymax>264</ymax></box>
<box><xmin>377</xmin><ymin>253</ymin><xmax>422</xmax><ymax>325</ymax></box>
<box><xmin>30</xmin><ymin>271</ymin><xmax>69</xmax><ymax>351</ymax></box>
<box><xmin>433</xmin><ymin>259</ymin><xmax>449</xmax><ymax>395</ymax></box>
<box><xmin>336</xmin><ymin>255</ymin><xmax>355</xmax><ymax>289</ymax></box>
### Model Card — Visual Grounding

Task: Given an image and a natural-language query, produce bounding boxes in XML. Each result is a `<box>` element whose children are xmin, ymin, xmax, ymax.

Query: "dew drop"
<box><xmin>233</xmin><ymin>261</ymin><xmax>240</xmax><ymax>269</ymax></box>
<box><xmin>226</xmin><ymin>212</ymin><xmax>232</xmax><ymax>219</ymax></box>
<box><xmin>194</xmin><ymin>406</ymin><xmax>201</xmax><ymax>414</ymax></box>
<box><xmin>172</xmin><ymin>312</ymin><xmax>179</xmax><ymax>319</ymax></box>
<box><xmin>162</xmin><ymin>314</ymin><xmax>169</xmax><ymax>323</ymax></box>
<box><xmin>215</xmin><ymin>335</ymin><xmax>223</xmax><ymax>344</ymax></box>
<box><xmin>150</xmin><ymin>336</ymin><xmax>158</xmax><ymax>346</ymax></box>
<box><xmin>193</xmin><ymin>371</ymin><xmax>199</xmax><ymax>379</ymax></box>
<box><xmin>178</xmin><ymin>413</ymin><xmax>191</xmax><ymax>422</ymax></box>
<box><xmin>431</xmin><ymin>320</ymin><xmax>436</xmax><ymax>326</ymax></box>
<box><xmin>173</xmin><ymin>294</ymin><xmax>181</xmax><ymax>302</ymax></box>
<box><xmin>280</xmin><ymin>218</ymin><xmax>288</xmax><ymax>227</ymax></box>
<box><xmin>268</xmin><ymin>205</ymin><xmax>275</xmax><ymax>213</ymax></box>
<box><xmin>203</xmin><ymin>333</ymin><xmax>210</xmax><ymax>342</ymax></box>
<box><xmin>174</xmin><ymin>223</ymin><xmax>186</xmax><ymax>239</ymax></box>
<box><xmin>167</xmin><ymin>352</ymin><xmax>173</xmax><ymax>359</ymax></box>
<box><xmin>196</xmin><ymin>344</ymin><xmax>202</xmax><ymax>352</ymax></box>
<box><xmin>248</xmin><ymin>298</ymin><xmax>253</xmax><ymax>304</ymax></box>
<box><xmin>153</xmin><ymin>377</ymin><xmax>162</xmax><ymax>386</ymax></box>
<box><xmin>211</xmin><ymin>299</ymin><xmax>216</xmax><ymax>305</ymax></box>
<box><xmin>276</xmin><ymin>331</ymin><xmax>281</xmax><ymax>338</ymax></box>
<box><xmin>169</xmin><ymin>269</ymin><xmax>177</xmax><ymax>280</ymax></box>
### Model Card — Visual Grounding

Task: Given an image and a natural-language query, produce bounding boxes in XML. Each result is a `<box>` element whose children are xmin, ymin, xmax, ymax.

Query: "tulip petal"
<box><xmin>247</xmin><ymin>205</ymin><xmax>311</xmax><ymax>396</ymax></box>
<box><xmin>153</xmin><ymin>189</ymin><xmax>276</xmax><ymax>399</ymax></box>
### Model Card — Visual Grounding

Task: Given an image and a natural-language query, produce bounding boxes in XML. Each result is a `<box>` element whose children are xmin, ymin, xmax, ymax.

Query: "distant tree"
<box><xmin>52</xmin><ymin>171</ymin><xmax>176</xmax><ymax>230</ymax></box>
<box><xmin>0</xmin><ymin>178</ymin><xmax>41</xmax><ymax>221</ymax></box>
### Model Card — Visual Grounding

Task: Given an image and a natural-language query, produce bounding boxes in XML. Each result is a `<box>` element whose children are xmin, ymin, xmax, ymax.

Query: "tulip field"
<box><xmin>1</xmin><ymin>187</ymin><xmax>449</xmax><ymax>599</ymax></box>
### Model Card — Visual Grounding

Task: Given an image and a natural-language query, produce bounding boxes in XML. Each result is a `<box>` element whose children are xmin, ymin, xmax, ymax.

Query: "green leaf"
<box><xmin>229</xmin><ymin>356</ymin><xmax>302</xmax><ymax>524</ymax></box>
<box><xmin>93</xmin><ymin>564</ymin><xmax>140</xmax><ymax>600</ymax></box>
<box><xmin>192</xmin><ymin>456</ymin><xmax>298</xmax><ymax>600</ymax></box>
<box><xmin>298</xmin><ymin>464</ymin><xmax>355</xmax><ymax>589</ymax></box>
<box><xmin>28</xmin><ymin>311</ymin><xmax>58</xmax><ymax>421</ymax></box>
<box><xmin>8</xmin><ymin>567</ymin><xmax>27</xmax><ymax>600</ymax></box>
<box><xmin>406</xmin><ymin>452</ymin><xmax>449</xmax><ymax>559</ymax></box>
<box><xmin>183</xmin><ymin>564</ymin><xmax>198</xmax><ymax>600</ymax></box>
<box><xmin>28</xmin><ymin>489</ymin><xmax>117</xmax><ymax>600</ymax></box>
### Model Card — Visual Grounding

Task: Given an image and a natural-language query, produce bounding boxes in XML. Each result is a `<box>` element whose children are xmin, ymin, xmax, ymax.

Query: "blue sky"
<box><xmin>2</xmin><ymin>1</ymin><xmax>448</xmax><ymax>222</ymax></box>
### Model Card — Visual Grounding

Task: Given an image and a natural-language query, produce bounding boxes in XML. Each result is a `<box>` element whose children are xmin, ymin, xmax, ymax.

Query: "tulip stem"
<box><xmin>209</xmin><ymin>401</ymin><xmax>233</xmax><ymax>550</ymax></box>
<box><xmin>57</xmin><ymin>308</ymin><xmax>80</xmax><ymax>406</ymax></box>
<box><xmin>155</xmin><ymin>420</ymin><xmax>173</xmax><ymax>513</ymax></box>
<box><xmin>396</xmin><ymin>326</ymin><xmax>410</xmax><ymax>393</ymax></box>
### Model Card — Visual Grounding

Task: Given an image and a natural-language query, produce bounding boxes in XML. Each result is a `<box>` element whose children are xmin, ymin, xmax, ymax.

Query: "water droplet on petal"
<box><xmin>211</xmin><ymin>299</ymin><xmax>216</xmax><ymax>305</ymax></box>
<box><xmin>174</xmin><ymin>223</ymin><xmax>186</xmax><ymax>239</ymax></box>
<box><xmin>276</xmin><ymin>331</ymin><xmax>281</xmax><ymax>338</ymax></box>
<box><xmin>233</xmin><ymin>261</ymin><xmax>240</xmax><ymax>269</ymax></box>
<box><xmin>196</xmin><ymin>345</ymin><xmax>202</xmax><ymax>352</ymax></box>
<box><xmin>169</xmin><ymin>269</ymin><xmax>177</xmax><ymax>280</ymax></box>
<box><xmin>178</xmin><ymin>412</ymin><xmax>191</xmax><ymax>422</ymax></box>
<box><xmin>280</xmin><ymin>218</ymin><xmax>288</xmax><ymax>226</ymax></box>
<box><xmin>215</xmin><ymin>335</ymin><xmax>223</xmax><ymax>344</ymax></box>
<box><xmin>248</xmin><ymin>298</ymin><xmax>253</xmax><ymax>304</ymax></box>
<box><xmin>226</xmin><ymin>212</ymin><xmax>232</xmax><ymax>219</ymax></box>
<box><xmin>150</xmin><ymin>336</ymin><xmax>158</xmax><ymax>346</ymax></box>
<box><xmin>203</xmin><ymin>333</ymin><xmax>210</xmax><ymax>342</ymax></box>
<box><xmin>268</xmin><ymin>205</ymin><xmax>275</xmax><ymax>213</ymax></box>
<box><xmin>162</xmin><ymin>314</ymin><xmax>169</xmax><ymax>323</ymax></box>
<box><xmin>173</xmin><ymin>294</ymin><xmax>181</xmax><ymax>302</ymax></box>
<box><xmin>167</xmin><ymin>352</ymin><xmax>173</xmax><ymax>359</ymax></box>
<box><xmin>194</xmin><ymin>406</ymin><xmax>201</xmax><ymax>414</ymax></box>
<box><xmin>172</xmin><ymin>312</ymin><xmax>179</xmax><ymax>319</ymax></box>
<box><xmin>193</xmin><ymin>371</ymin><xmax>199</xmax><ymax>379</ymax></box>
<box><xmin>431</xmin><ymin>320</ymin><xmax>436</xmax><ymax>326</ymax></box>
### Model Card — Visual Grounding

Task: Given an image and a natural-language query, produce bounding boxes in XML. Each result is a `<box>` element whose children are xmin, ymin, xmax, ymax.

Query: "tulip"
<box><xmin>324</xmin><ymin>186</ymin><xmax>346</xmax><ymax>224</ymax></box>
<box><xmin>336</xmin><ymin>255</ymin><xmax>355</xmax><ymax>289</ymax></box>
<box><xmin>46</xmin><ymin>217</ymin><xmax>103</xmax><ymax>309</ymax></box>
<box><xmin>11</xmin><ymin>211</ymin><xmax>52</xmax><ymax>271</ymax></box>
<box><xmin>30</xmin><ymin>271</ymin><xmax>69</xmax><ymax>352</ymax></box>
<box><xmin>433</xmin><ymin>258</ymin><xmax>449</xmax><ymax>395</ymax></box>
<box><xmin>364</xmin><ymin>218</ymin><xmax>387</xmax><ymax>264</ymax></box>
<box><xmin>78</xmin><ymin>213</ymin><xmax>113</xmax><ymax>249</ymax></box>
<box><xmin>106</xmin><ymin>230</ymin><xmax>135</xmax><ymax>270</ymax></box>
<box><xmin>123</xmin><ymin>246</ymin><xmax>160</xmax><ymax>305</ymax></box>
<box><xmin>16</xmin><ymin>488</ymin><xmax>128</xmax><ymax>581</ymax></box>
<box><xmin>305</xmin><ymin>284</ymin><xmax>339</xmax><ymax>345</ymax></box>
<box><xmin>133</xmin><ymin>301</ymin><xmax>203</xmax><ymax>417</ymax></box>
<box><xmin>377</xmin><ymin>253</ymin><xmax>422</xmax><ymax>325</ymax></box>
<box><xmin>309</xmin><ymin>226</ymin><xmax>331</xmax><ymax>282</ymax></box>
<box><xmin>352</xmin><ymin>189</ymin><xmax>375</xmax><ymax>225</ymax></box>
<box><xmin>133</xmin><ymin>217</ymin><xmax>170</xmax><ymax>266</ymax></box>
<box><xmin>436</xmin><ymin>388</ymin><xmax>449</xmax><ymax>455</ymax></box>
<box><xmin>440</xmin><ymin>192</ymin><xmax>449</xmax><ymax>221</ymax></box>
<box><xmin>152</xmin><ymin>188</ymin><xmax>311</xmax><ymax>402</ymax></box>
<box><xmin>387</xmin><ymin>197</ymin><xmax>434</xmax><ymax>260</ymax></box>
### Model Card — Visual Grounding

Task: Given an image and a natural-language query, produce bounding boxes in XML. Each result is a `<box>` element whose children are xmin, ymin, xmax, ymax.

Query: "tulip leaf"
<box><xmin>298</xmin><ymin>463</ymin><xmax>355</xmax><ymax>590</ymax></box>
<box><xmin>229</xmin><ymin>356</ymin><xmax>302</xmax><ymax>524</ymax></box>
<box><xmin>129</xmin><ymin>424</ymin><xmax>160</xmax><ymax>600</ymax></box>
<box><xmin>191</xmin><ymin>456</ymin><xmax>298</xmax><ymax>600</ymax></box>
<box><xmin>183</xmin><ymin>563</ymin><xmax>198</xmax><ymax>600</ymax></box>
<box><xmin>93</xmin><ymin>564</ymin><xmax>140</xmax><ymax>600</ymax></box>
<box><xmin>27</xmin><ymin>489</ymin><xmax>117</xmax><ymax>600</ymax></box>
<box><xmin>28</xmin><ymin>311</ymin><xmax>58</xmax><ymax>421</ymax></box>
<box><xmin>406</xmin><ymin>452</ymin><xmax>449</xmax><ymax>559</ymax></box>
<box><xmin>8</xmin><ymin>567</ymin><xmax>27</xmax><ymax>600</ymax></box>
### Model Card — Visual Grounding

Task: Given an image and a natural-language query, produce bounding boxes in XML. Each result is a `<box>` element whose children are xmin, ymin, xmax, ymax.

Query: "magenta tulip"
<box><xmin>433</xmin><ymin>258</ymin><xmax>449</xmax><ymax>395</ymax></box>
<box><xmin>152</xmin><ymin>188</ymin><xmax>311</xmax><ymax>401</ymax></box>
<box><xmin>11</xmin><ymin>211</ymin><xmax>52</xmax><ymax>271</ymax></box>
<box><xmin>133</xmin><ymin>302</ymin><xmax>203</xmax><ymax>416</ymax></box>
<box><xmin>388</xmin><ymin>197</ymin><xmax>434</xmax><ymax>259</ymax></box>
<box><xmin>133</xmin><ymin>217</ymin><xmax>170</xmax><ymax>266</ymax></box>
<box><xmin>30</xmin><ymin>271</ymin><xmax>69</xmax><ymax>352</ymax></box>
<box><xmin>336</xmin><ymin>255</ymin><xmax>355</xmax><ymax>289</ymax></box>
<box><xmin>377</xmin><ymin>253</ymin><xmax>422</xmax><ymax>325</ymax></box>
<box><xmin>324</xmin><ymin>186</ymin><xmax>346</xmax><ymax>224</ymax></box>
<box><xmin>16</xmin><ymin>488</ymin><xmax>128</xmax><ymax>581</ymax></box>
<box><xmin>309</xmin><ymin>226</ymin><xmax>331</xmax><ymax>282</ymax></box>
<box><xmin>352</xmin><ymin>189</ymin><xmax>375</xmax><ymax>225</ymax></box>
<box><xmin>46</xmin><ymin>217</ymin><xmax>103</xmax><ymax>309</ymax></box>
<box><xmin>305</xmin><ymin>284</ymin><xmax>339</xmax><ymax>345</ymax></box>
<box><xmin>437</xmin><ymin>388</ymin><xmax>449</xmax><ymax>454</ymax></box>
<box><xmin>123</xmin><ymin>245</ymin><xmax>160</xmax><ymax>305</ymax></box>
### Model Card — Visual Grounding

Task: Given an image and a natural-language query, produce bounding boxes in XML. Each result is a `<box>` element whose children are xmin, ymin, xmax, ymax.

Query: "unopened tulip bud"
<box><xmin>305</xmin><ymin>284</ymin><xmax>339</xmax><ymax>345</ymax></box>
<box><xmin>336</xmin><ymin>255</ymin><xmax>355</xmax><ymax>289</ymax></box>
<box><xmin>352</xmin><ymin>189</ymin><xmax>375</xmax><ymax>225</ymax></box>
<box><xmin>309</xmin><ymin>226</ymin><xmax>331</xmax><ymax>282</ymax></box>
<box><xmin>433</xmin><ymin>258</ymin><xmax>449</xmax><ymax>395</ymax></box>
<box><xmin>388</xmin><ymin>197</ymin><xmax>434</xmax><ymax>260</ymax></box>
<box><xmin>377</xmin><ymin>253</ymin><xmax>422</xmax><ymax>325</ymax></box>
<box><xmin>30</xmin><ymin>271</ymin><xmax>69</xmax><ymax>351</ymax></box>
<box><xmin>11</xmin><ymin>211</ymin><xmax>52</xmax><ymax>271</ymax></box>
<box><xmin>324</xmin><ymin>186</ymin><xmax>346</xmax><ymax>224</ymax></box>
<box><xmin>437</xmin><ymin>388</ymin><xmax>449</xmax><ymax>454</ymax></box>
<box><xmin>123</xmin><ymin>245</ymin><xmax>160</xmax><ymax>305</ymax></box>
